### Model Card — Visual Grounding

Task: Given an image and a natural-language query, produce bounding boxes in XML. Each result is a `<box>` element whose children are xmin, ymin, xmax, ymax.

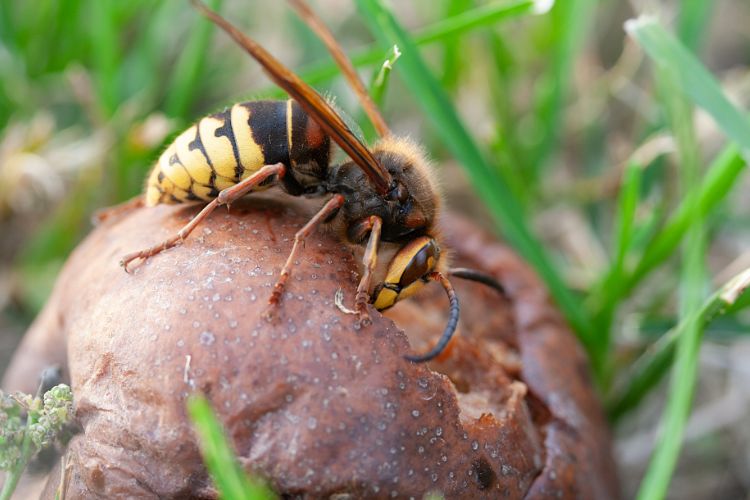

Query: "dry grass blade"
<box><xmin>287</xmin><ymin>0</ymin><xmax>390</xmax><ymax>137</ymax></box>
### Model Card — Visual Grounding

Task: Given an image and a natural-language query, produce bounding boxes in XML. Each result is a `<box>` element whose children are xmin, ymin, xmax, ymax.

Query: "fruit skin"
<box><xmin>4</xmin><ymin>196</ymin><xmax>617</xmax><ymax>499</ymax></box>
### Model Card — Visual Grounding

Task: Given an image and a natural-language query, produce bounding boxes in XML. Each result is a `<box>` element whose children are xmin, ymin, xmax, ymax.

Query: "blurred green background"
<box><xmin>1</xmin><ymin>0</ymin><xmax>749</xmax><ymax>498</ymax></box>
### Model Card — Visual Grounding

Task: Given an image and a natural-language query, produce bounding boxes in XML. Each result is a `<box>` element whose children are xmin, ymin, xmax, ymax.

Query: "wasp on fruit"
<box><xmin>118</xmin><ymin>0</ymin><xmax>505</xmax><ymax>362</ymax></box>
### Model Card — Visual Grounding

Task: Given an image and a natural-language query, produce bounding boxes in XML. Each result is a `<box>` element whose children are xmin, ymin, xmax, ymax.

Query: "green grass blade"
<box><xmin>626</xmin><ymin>17</ymin><xmax>750</xmax><ymax>156</ymax></box>
<box><xmin>585</xmin><ymin>160</ymin><xmax>645</xmax><ymax>369</ymax></box>
<box><xmin>591</xmin><ymin>161</ymin><xmax>644</xmax><ymax>302</ymax></box>
<box><xmin>613</xmin><ymin>163</ymin><xmax>644</xmax><ymax>271</ymax></box>
<box><xmin>614</xmin><ymin>268</ymin><xmax>750</xmax><ymax>474</ymax></box>
<box><xmin>531</xmin><ymin>0</ymin><xmax>595</xmax><ymax>175</ymax></box>
<box><xmin>123</xmin><ymin>2</ymin><xmax>175</xmax><ymax>110</ymax></box>
<box><xmin>587</xmin><ymin>145</ymin><xmax>744</xmax><ymax>322</ymax></box>
<box><xmin>677</xmin><ymin>0</ymin><xmax>714</xmax><ymax>53</ymax></box>
<box><xmin>355</xmin><ymin>44</ymin><xmax>401</xmax><ymax>143</ymax></box>
<box><xmin>0</xmin><ymin>1</ymin><xmax>18</xmax><ymax>53</ymax></box>
<box><xmin>629</xmin><ymin>145</ymin><xmax>744</xmax><ymax>288</ymax></box>
<box><xmin>166</xmin><ymin>0</ymin><xmax>222</xmax><ymax>119</ymax></box>
<box><xmin>256</xmin><ymin>0</ymin><xmax>539</xmax><ymax>99</ymax></box>
<box><xmin>635</xmin><ymin>61</ymin><xmax>705</xmax><ymax>499</ymax></box>
<box><xmin>187</xmin><ymin>395</ymin><xmax>275</xmax><ymax>500</ymax></box>
<box><xmin>414</xmin><ymin>0</ymin><xmax>537</xmax><ymax>45</ymax></box>
<box><xmin>636</xmin><ymin>312</ymin><xmax>701</xmax><ymax>500</ymax></box>
<box><xmin>89</xmin><ymin>1</ymin><xmax>120</xmax><ymax>116</ymax></box>
<box><xmin>353</xmin><ymin>0</ymin><xmax>598</xmax><ymax>362</ymax></box>
<box><xmin>591</xmin><ymin>18</ymin><xmax>750</xmax><ymax>312</ymax></box>
<box><xmin>369</xmin><ymin>45</ymin><xmax>400</xmax><ymax>107</ymax></box>
<box><xmin>606</xmin><ymin>270</ymin><xmax>748</xmax><ymax>420</ymax></box>
<box><xmin>439</xmin><ymin>0</ymin><xmax>472</xmax><ymax>90</ymax></box>
<box><xmin>485</xmin><ymin>30</ymin><xmax>533</xmax><ymax>207</ymax></box>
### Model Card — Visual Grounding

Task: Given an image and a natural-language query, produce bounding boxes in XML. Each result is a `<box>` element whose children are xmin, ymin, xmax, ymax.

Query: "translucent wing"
<box><xmin>192</xmin><ymin>0</ymin><xmax>392</xmax><ymax>195</ymax></box>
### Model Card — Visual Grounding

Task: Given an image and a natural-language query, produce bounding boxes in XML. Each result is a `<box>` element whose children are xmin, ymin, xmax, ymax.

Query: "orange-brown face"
<box><xmin>372</xmin><ymin>236</ymin><xmax>441</xmax><ymax>310</ymax></box>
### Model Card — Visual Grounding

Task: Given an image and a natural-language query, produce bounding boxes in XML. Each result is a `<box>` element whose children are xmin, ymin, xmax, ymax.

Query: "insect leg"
<box><xmin>266</xmin><ymin>194</ymin><xmax>345</xmax><ymax>316</ymax></box>
<box><xmin>120</xmin><ymin>163</ymin><xmax>285</xmax><ymax>272</ymax></box>
<box><xmin>353</xmin><ymin>215</ymin><xmax>383</xmax><ymax>326</ymax></box>
<box><xmin>92</xmin><ymin>195</ymin><xmax>144</xmax><ymax>225</ymax></box>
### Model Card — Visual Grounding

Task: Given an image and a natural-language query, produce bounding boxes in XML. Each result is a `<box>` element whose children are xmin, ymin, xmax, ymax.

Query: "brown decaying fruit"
<box><xmin>3</xmin><ymin>195</ymin><xmax>617</xmax><ymax>499</ymax></box>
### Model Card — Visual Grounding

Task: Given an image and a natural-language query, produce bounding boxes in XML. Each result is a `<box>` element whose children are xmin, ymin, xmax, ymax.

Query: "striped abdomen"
<box><xmin>145</xmin><ymin>99</ymin><xmax>331</xmax><ymax>206</ymax></box>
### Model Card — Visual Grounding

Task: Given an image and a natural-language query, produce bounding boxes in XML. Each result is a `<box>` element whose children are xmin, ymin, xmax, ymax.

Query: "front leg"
<box><xmin>93</xmin><ymin>195</ymin><xmax>144</xmax><ymax>225</ymax></box>
<box><xmin>353</xmin><ymin>216</ymin><xmax>382</xmax><ymax>326</ymax></box>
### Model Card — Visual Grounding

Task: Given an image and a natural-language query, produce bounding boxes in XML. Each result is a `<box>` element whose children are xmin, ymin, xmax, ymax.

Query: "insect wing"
<box><xmin>192</xmin><ymin>0</ymin><xmax>392</xmax><ymax>195</ymax></box>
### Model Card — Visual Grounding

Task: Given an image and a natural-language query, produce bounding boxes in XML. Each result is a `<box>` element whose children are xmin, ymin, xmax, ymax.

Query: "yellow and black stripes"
<box><xmin>145</xmin><ymin>100</ymin><xmax>331</xmax><ymax>206</ymax></box>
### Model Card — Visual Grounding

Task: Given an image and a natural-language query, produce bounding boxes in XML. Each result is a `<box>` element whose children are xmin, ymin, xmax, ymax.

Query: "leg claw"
<box><xmin>262</xmin><ymin>302</ymin><xmax>279</xmax><ymax>323</ymax></box>
<box><xmin>356</xmin><ymin>305</ymin><xmax>371</xmax><ymax>328</ymax></box>
<box><xmin>354</xmin><ymin>291</ymin><xmax>371</xmax><ymax>327</ymax></box>
<box><xmin>357</xmin><ymin>315</ymin><xmax>372</xmax><ymax>328</ymax></box>
<box><xmin>120</xmin><ymin>257</ymin><xmax>135</xmax><ymax>273</ymax></box>
<box><xmin>120</xmin><ymin>253</ymin><xmax>145</xmax><ymax>273</ymax></box>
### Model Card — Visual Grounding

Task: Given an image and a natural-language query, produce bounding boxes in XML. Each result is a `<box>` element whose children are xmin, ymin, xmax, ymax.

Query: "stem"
<box><xmin>0</xmin><ymin>431</ymin><xmax>34</xmax><ymax>500</ymax></box>
<box><xmin>1</xmin><ymin>384</ymin><xmax>43</xmax><ymax>500</ymax></box>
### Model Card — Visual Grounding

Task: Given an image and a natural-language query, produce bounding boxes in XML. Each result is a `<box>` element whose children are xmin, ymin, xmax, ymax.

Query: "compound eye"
<box><xmin>373</xmin><ymin>237</ymin><xmax>441</xmax><ymax>311</ymax></box>
<box><xmin>389</xmin><ymin>182</ymin><xmax>409</xmax><ymax>204</ymax></box>
<box><xmin>399</xmin><ymin>239</ymin><xmax>439</xmax><ymax>287</ymax></box>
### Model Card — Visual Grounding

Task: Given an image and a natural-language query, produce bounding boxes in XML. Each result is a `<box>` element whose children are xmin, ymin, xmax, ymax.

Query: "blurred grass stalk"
<box><xmin>187</xmin><ymin>395</ymin><xmax>275</xmax><ymax>500</ymax></box>
<box><xmin>586</xmin><ymin>144</ymin><xmax>744</xmax><ymax>363</ymax></box>
<box><xmin>608</xmin><ymin>267</ymin><xmax>750</xmax><ymax>421</ymax></box>
<box><xmin>89</xmin><ymin>1</ymin><xmax>119</xmax><ymax>117</ymax></box>
<box><xmin>636</xmin><ymin>59</ymin><xmax>705</xmax><ymax>500</ymax></box>
<box><xmin>588</xmin><ymin>15</ymin><xmax>750</xmax><ymax>381</ymax></box>
<box><xmin>165</xmin><ymin>0</ymin><xmax>223</xmax><ymax>120</ymax></box>
<box><xmin>677</xmin><ymin>0</ymin><xmax>714</xmax><ymax>54</ymax></box>
<box><xmin>259</xmin><ymin>0</ymin><xmax>541</xmax><ymax>97</ymax></box>
<box><xmin>531</xmin><ymin>0</ymin><xmax>595</xmax><ymax>178</ymax></box>
<box><xmin>620</xmin><ymin>15</ymin><xmax>750</xmax><ymax>498</ymax></box>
